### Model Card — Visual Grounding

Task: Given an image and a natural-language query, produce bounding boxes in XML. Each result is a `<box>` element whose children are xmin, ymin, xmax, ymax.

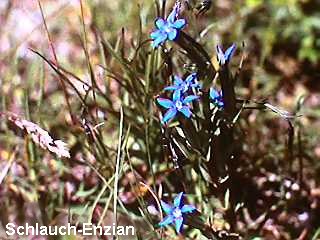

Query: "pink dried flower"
<box><xmin>1</xmin><ymin>112</ymin><xmax>70</xmax><ymax>158</ymax></box>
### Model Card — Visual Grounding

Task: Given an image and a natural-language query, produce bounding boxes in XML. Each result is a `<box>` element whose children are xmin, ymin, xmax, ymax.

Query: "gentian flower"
<box><xmin>150</xmin><ymin>1</ymin><xmax>186</xmax><ymax>48</ymax></box>
<box><xmin>209</xmin><ymin>88</ymin><xmax>224</xmax><ymax>108</ymax></box>
<box><xmin>157</xmin><ymin>90</ymin><xmax>199</xmax><ymax>124</ymax></box>
<box><xmin>159</xmin><ymin>192</ymin><xmax>196</xmax><ymax>233</ymax></box>
<box><xmin>216</xmin><ymin>43</ymin><xmax>236</xmax><ymax>65</ymax></box>
<box><xmin>164</xmin><ymin>73</ymin><xmax>201</xmax><ymax>93</ymax></box>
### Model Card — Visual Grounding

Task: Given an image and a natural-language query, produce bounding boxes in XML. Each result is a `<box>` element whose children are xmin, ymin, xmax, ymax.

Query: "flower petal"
<box><xmin>174</xmin><ymin>192</ymin><xmax>184</xmax><ymax>208</ymax></box>
<box><xmin>157</xmin><ymin>98</ymin><xmax>173</xmax><ymax>109</ymax></box>
<box><xmin>150</xmin><ymin>30</ymin><xmax>161</xmax><ymax>39</ymax></box>
<box><xmin>173</xmin><ymin>76</ymin><xmax>183</xmax><ymax>85</ymax></box>
<box><xmin>179</xmin><ymin>106</ymin><xmax>192</xmax><ymax>118</ymax></box>
<box><xmin>155</xmin><ymin>18</ymin><xmax>166</xmax><ymax>29</ymax></box>
<box><xmin>152</xmin><ymin>33</ymin><xmax>167</xmax><ymax>48</ymax></box>
<box><xmin>209</xmin><ymin>88</ymin><xmax>220</xmax><ymax>100</ymax></box>
<box><xmin>161</xmin><ymin>200</ymin><xmax>173</xmax><ymax>215</ymax></box>
<box><xmin>185</xmin><ymin>73</ymin><xmax>197</xmax><ymax>84</ymax></box>
<box><xmin>216</xmin><ymin>100</ymin><xmax>224</xmax><ymax>108</ymax></box>
<box><xmin>167</xmin><ymin>28</ymin><xmax>178</xmax><ymax>41</ymax></box>
<box><xmin>183</xmin><ymin>95</ymin><xmax>199</xmax><ymax>104</ymax></box>
<box><xmin>216</xmin><ymin>45</ymin><xmax>226</xmax><ymax>65</ymax></box>
<box><xmin>224</xmin><ymin>43</ymin><xmax>236</xmax><ymax>62</ymax></box>
<box><xmin>174</xmin><ymin>217</ymin><xmax>184</xmax><ymax>233</ymax></box>
<box><xmin>172</xmin><ymin>19</ymin><xmax>186</xmax><ymax>29</ymax></box>
<box><xmin>181</xmin><ymin>204</ymin><xmax>196</xmax><ymax>213</ymax></box>
<box><xmin>164</xmin><ymin>85</ymin><xmax>178</xmax><ymax>91</ymax></box>
<box><xmin>172</xmin><ymin>90</ymin><xmax>181</xmax><ymax>102</ymax></box>
<box><xmin>162</xmin><ymin>108</ymin><xmax>177</xmax><ymax>124</ymax></box>
<box><xmin>159</xmin><ymin>215</ymin><xmax>174</xmax><ymax>227</ymax></box>
<box><xmin>167</xmin><ymin>8</ymin><xmax>177</xmax><ymax>23</ymax></box>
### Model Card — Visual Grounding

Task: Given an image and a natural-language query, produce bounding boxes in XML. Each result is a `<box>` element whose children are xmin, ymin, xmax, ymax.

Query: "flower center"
<box><xmin>164</xmin><ymin>25</ymin><xmax>171</xmax><ymax>33</ymax></box>
<box><xmin>172</xmin><ymin>208</ymin><xmax>182</xmax><ymax>218</ymax></box>
<box><xmin>175</xmin><ymin>100</ymin><xmax>183</xmax><ymax>110</ymax></box>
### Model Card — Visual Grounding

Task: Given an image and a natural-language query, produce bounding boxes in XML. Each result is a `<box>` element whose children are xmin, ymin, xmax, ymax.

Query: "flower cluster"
<box><xmin>152</xmin><ymin>3</ymin><xmax>238</xmax><ymax>234</ymax></box>
<box><xmin>152</xmin><ymin>2</ymin><xmax>237</xmax><ymax>125</ymax></box>
<box><xmin>150</xmin><ymin>1</ymin><xmax>186</xmax><ymax>48</ymax></box>
<box><xmin>157</xmin><ymin>73</ymin><xmax>200</xmax><ymax>124</ymax></box>
<box><xmin>159</xmin><ymin>192</ymin><xmax>196</xmax><ymax>233</ymax></box>
<box><xmin>157</xmin><ymin>72</ymin><xmax>228</xmax><ymax>124</ymax></box>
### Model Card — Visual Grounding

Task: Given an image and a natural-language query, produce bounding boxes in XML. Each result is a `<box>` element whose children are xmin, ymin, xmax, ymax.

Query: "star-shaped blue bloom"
<box><xmin>150</xmin><ymin>2</ymin><xmax>186</xmax><ymax>48</ymax></box>
<box><xmin>209</xmin><ymin>87</ymin><xmax>224</xmax><ymax>108</ymax></box>
<box><xmin>216</xmin><ymin>43</ymin><xmax>236</xmax><ymax>65</ymax></box>
<box><xmin>159</xmin><ymin>192</ymin><xmax>196</xmax><ymax>233</ymax></box>
<box><xmin>157</xmin><ymin>90</ymin><xmax>199</xmax><ymax>124</ymax></box>
<box><xmin>164</xmin><ymin>73</ymin><xmax>201</xmax><ymax>93</ymax></box>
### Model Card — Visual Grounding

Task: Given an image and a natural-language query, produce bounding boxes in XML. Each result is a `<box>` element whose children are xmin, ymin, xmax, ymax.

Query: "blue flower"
<box><xmin>216</xmin><ymin>43</ymin><xmax>236</xmax><ymax>65</ymax></box>
<box><xmin>157</xmin><ymin>90</ymin><xmax>199</xmax><ymax>124</ymax></box>
<box><xmin>209</xmin><ymin>88</ymin><xmax>224</xmax><ymax>108</ymax></box>
<box><xmin>164</xmin><ymin>73</ymin><xmax>201</xmax><ymax>93</ymax></box>
<box><xmin>159</xmin><ymin>192</ymin><xmax>196</xmax><ymax>233</ymax></box>
<box><xmin>150</xmin><ymin>2</ymin><xmax>186</xmax><ymax>48</ymax></box>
